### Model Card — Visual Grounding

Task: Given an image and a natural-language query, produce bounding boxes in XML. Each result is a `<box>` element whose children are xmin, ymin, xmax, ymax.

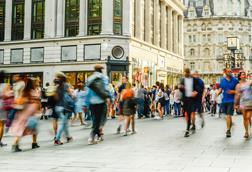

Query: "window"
<box><xmin>202</xmin><ymin>34</ymin><xmax>206</xmax><ymax>42</ymax></box>
<box><xmin>11</xmin><ymin>49</ymin><xmax>23</xmax><ymax>63</ymax></box>
<box><xmin>190</xmin><ymin>62</ymin><xmax>195</xmax><ymax>71</ymax></box>
<box><xmin>0</xmin><ymin>49</ymin><xmax>3</xmax><ymax>64</ymax></box>
<box><xmin>31</xmin><ymin>47</ymin><xmax>44</xmax><ymax>62</ymax></box>
<box><xmin>187</xmin><ymin>24</ymin><xmax>191</xmax><ymax>32</ymax></box>
<box><xmin>65</xmin><ymin>0</ymin><xmax>79</xmax><ymax>37</ymax></box>
<box><xmin>12</xmin><ymin>0</ymin><xmax>25</xmax><ymax>41</ymax></box>
<box><xmin>190</xmin><ymin>48</ymin><xmax>195</xmax><ymax>56</ymax></box>
<box><xmin>204</xmin><ymin>48</ymin><xmax>210</xmax><ymax>56</ymax></box>
<box><xmin>88</xmin><ymin>0</ymin><xmax>102</xmax><ymax>35</ymax></box>
<box><xmin>189</xmin><ymin>35</ymin><xmax>192</xmax><ymax>43</ymax></box>
<box><xmin>207</xmin><ymin>34</ymin><xmax>211</xmax><ymax>41</ymax></box>
<box><xmin>84</xmin><ymin>44</ymin><xmax>101</xmax><ymax>60</ymax></box>
<box><xmin>201</xmin><ymin>23</ymin><xmax>206</xmax><ymax>31</ymax></box>
<box><xmin>249</xmin><ymin>35</ymin><xmax>252</xmax><ymax>43</ymax></box>
<box><xmin>193</xmin><ymin>24</ymin><xmax>197</xmax><ymax>31</ymax></box>
<box><xmin>113</xmin><ymin>0</ymin><xmax>122</xmax><ymax>35</ymax></box>
<box><xmin>0</xmin><ymin>0</ymin><xmax>5</xmax><ymax>41</ymax></box>
<box><xmin>31</xmin><ymin>0</ymin><xmax>45</xmax><ymax>39</ymax></box>
<box><xmin>193</xmin><ymin>35</ymin><xmax>196</xmax><ymax>42</ymax></box>
<box><xmin>61</xmin><ymin>46</ymin><xmax>77</xmax><ymax>61</ymax></box>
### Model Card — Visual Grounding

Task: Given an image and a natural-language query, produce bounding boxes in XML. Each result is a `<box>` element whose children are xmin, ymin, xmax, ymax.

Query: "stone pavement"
<box><xmin>1</xmin><ymin>114</ymin><xmax>252</xmax><ymax>172</ymax></box>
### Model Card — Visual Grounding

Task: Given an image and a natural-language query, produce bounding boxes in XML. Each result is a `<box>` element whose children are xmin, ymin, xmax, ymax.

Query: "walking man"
<box><xmin>217</xmin><ymin>68</ymin><xmax>239</xmax><ymax>138</ymax></box>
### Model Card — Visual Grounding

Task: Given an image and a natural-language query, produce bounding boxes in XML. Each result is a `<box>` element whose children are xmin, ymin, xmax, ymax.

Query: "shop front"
<box><xmin>64</xmin><ymin>71</ymin><xmax>93</xmax><ymax>88</ymax></box>
<box><xmin>4</xmin><ymin>72</ymin><xmax>43</xmax><ymax>86</ymax></box>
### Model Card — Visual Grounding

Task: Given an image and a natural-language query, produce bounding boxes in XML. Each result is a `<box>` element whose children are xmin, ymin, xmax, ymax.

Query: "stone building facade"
<box><xmin>0</xmin><ymin>0</ymin><xmax>185</xmax><ymax>87</ymax></box>
<box><xmin>184</xmin><ymin>0</ymin><xmax>252</xmax><ymax>84</ymax></box>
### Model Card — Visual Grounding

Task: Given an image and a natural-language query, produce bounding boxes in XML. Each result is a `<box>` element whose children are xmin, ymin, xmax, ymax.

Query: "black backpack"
<box><xmin>88</xmin><ymin>77</ymin><xmax>110</xmax><ymax>100</ymax></box>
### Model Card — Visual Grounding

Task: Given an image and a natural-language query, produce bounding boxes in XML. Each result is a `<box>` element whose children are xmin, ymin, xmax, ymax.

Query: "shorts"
<box><xmin>50</xmin><ymin>108</ymin><xmax>59</xmax><ymax>119</ymax></box>
<box><xmin>195</xmin><ymin>101</ymin><xmax>203</xmax><ymax>114</ymax></box>
<box><xmin>222</xmin><ymin>102</ymin><xmax>234</xmax><ymax>116</ymax></box>
<box><xmin>183</xmin><ymin>97</ymin><xmax>196</xmax><ymax>114</ymax></box>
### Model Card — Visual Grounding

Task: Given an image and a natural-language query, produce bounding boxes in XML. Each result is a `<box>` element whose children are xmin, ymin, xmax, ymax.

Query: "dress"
<box><xmin>10</xmin><ymin>90</ymin><xmax>40</xmax><ymax>137</ymax></box>
<box><xmin>122</xmin><ymin>89</ymin><xmax>136</xmax><ymax>116</ymax></box>
<box><xmin>240</xmin><ymin>82</ymin><xmax>252</xmax><ymax>110</ymax></box>
<box><xmin>74</xmin><ymin>90</ymin><xmax>86</xmax><ymax>113</ymax></box>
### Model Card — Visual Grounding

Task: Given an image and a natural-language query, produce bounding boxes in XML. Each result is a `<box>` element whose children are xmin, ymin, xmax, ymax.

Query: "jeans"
<box><xmin>174</xmin><ymin>102</ymin><xmax>181</xmax><ymax>116</ymax></box>
<box><xmin>89</xmin><ymin>103</ymin><xmax>107</xmax><ymax>140</ymax></box>
<box><xmin>137</xmin><ymin>98</ymin><xmax>144</xmax><ymax>118</ymax></box>
<box><xmin>55</xmin><ymin>106</ymin><xmax>70</xmax><ymax>141</ymax></box>
<box><xmin>165</xmin><ymin>100</ymin><xmax>170</xmax><ymax>115</ymax></box>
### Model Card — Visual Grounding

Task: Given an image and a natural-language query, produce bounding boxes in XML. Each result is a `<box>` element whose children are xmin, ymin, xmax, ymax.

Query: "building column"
<box><xmin>4</xmin><ymin>0</ymin><xmax>12</xmax><ymax>41</ymax></box>
<box><xmin>178</xmin><ymin>15</ymin><xmax>184</xmax><ymax>56</ymax></box>
<box><xmin>144</xmin><ymin>0</ymin><xmax>151</xmax><ymax>43</ymax></box>
<box><xmin>167</xmin><ymin>6</ymin><xmax>173</xmax><ymax>52</ymax></box>
<box><xmin>154</xmin><ymin>0</ymin><xmax>160</xmax><ymax>46</ymax></box>
<box><xmin>173</xmin><ymin>12</ymin><xmax>178</xmax><ymax>54</ymax></box>
<box><xmin>123</xmin><ymin>0</ymin><xmax>131</xmax><ymax>36</ymax></box>
<box><xmin>101</xmin><ymin>0</ymin><xmax>113</xmax><ymax>35</ymax></box>
<box><xmin>56</xmin><ymin>0</ymin><xmax>65</xmax><ymax>37</ymax></box>
<box><xmin>135</xmin><ymin>0</ymin><xmax>143</xmax><ymax>40</ymax></box>
<box><xmin>24</xmin><ymin>0</ymin><xmax>32</xmax><ymax>40</ymax></box>
<box><xmin>160</xmin><ymin>2</ymin><xmax>167</xmax><ymax>49</ymax></box>
<box><xmin>79</xmin><ymin>0</ymin><xmax>87</xmax><ymax>36</ymax></box>
<box><xmin>44</xmin><ymin>0</ymin><xmax>57</xmax><ymax>38</ymax></box>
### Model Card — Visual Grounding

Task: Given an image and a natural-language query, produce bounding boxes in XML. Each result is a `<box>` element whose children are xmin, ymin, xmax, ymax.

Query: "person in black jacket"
<box><xmin>179</xmin><ymin>68</ymin><xmax>199</xmax><ymax>137</ymax></box>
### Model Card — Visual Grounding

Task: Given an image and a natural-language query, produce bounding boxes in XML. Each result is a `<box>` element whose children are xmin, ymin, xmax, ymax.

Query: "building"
<box><xmin>184</xmin><ymin>0</ymin><xmax>252</xmax><ymax>84</ymax></box>
<box><xmin>0</xmin><ymin>0</ymin><xmax>185</xmax><ymax>88</ymax></box>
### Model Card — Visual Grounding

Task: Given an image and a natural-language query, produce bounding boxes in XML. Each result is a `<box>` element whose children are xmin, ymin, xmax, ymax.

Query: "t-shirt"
<box><xmin>184</xmin><ymin>77</ymin><xmax>193</xmax><ymax>97</ymax></box>
<box><xmin>210</xmin><ymin>89</ymin><xmax>217</xmax><ymax>101</ymax></box>
<box><xmin>174</xmin><ymin>89</ymin><xmax>182</xmax><ymax>103</ymax></box>
<box><xmin>118</xmin><ymin>84</ymin><xmax>126</xmax><ymax>94</ymax></box>
<box><xmin>219</xmin><ymin>77</ymin><xmax>239</xmax><ymax>103</ymax></box>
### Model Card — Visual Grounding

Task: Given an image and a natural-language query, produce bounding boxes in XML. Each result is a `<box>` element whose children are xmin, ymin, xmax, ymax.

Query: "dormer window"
<box><xmin>188</xmin><ymin>7</ymin><xmax>196</xmax><ymax>18</ymax></box>
<box><xmin>203</xmin><ymin>5</ymin><xmax>211</xmax><ymax>17</ymax></box>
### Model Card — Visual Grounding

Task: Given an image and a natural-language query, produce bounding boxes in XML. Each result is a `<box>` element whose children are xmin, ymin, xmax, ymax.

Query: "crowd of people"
<box><xmin>0</xmin><ymin>66</ymin><xmax>251</xmax><ymax>152</ymax></box>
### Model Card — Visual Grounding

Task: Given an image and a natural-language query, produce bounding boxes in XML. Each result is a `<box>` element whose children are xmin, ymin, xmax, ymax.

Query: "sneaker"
<box><xmin>184</xmin><ymin>131</ymin><xmax>190</xmax><ymax>137</ymax></box>
<box><xmin>32</xmin><ymin>143</ymin><xmax>40</xmax><ymax>149</ymax></box>
<box><xmin>97</xmin><ymin>136</ymin><xmax>104</xmax><ymax>142</ymax></box>
<box><xmin>244</xmin><ymin>132</ymin><xmax>249</xmax><ymax>139</ymax></box>
<box><xmin>12</xmin><ymin>145</ymin><xmax>22</xmax><ymax>152</ymax></box>
<box><xmin>154</xmin><ymin>116</ymin><xmax>161</xmax><ymax>120</ymax></box>
<box><xmin>201</xmin><ymin>120</ymin><xmax>205</xmax><ymax>128</ymax></box>
<box><xmin>88</xmin><ymin>139</ymin><xmax>98</xmax><ymax>145</ymax></box>
<box><xmin>123</xmin><ymin>131</ymin><xmax>128</xmax><ymax>136</ymax></box>
<box><xmin>116</xmin><ymin>125</ymin><xmax>121</xmax><ymax>134</ymax></box>
<box><xmin>226</xmin><ymin>130</ymin><xmax>231</xmax><ymax>138</ymax></box>
<box><xmin>0</xmin><ymin>142</ymin><xmax>7</xmax><ymax>147</ymax></box>
<box><xmin>54</xmin><ymin>140</ymin><xmax>63</xmax><ymax>145</ymax></box>
<box><xmin>190</xmin><ymin>125</ymin><xmax>196</xmax><ymax>132</ymax></box>
<box><xmin>66</xmin><ymin>137</ymin><xmax>73</xmax><ymax>143</ymax></box>
<box><xmin>131</xmin><ymin>131</ymin><xmax>137</xmax><ymax>135</ymax></box>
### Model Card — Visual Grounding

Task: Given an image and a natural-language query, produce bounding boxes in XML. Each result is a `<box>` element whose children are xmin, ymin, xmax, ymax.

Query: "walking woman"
<box><xmin>54</xmin><ymin>72</ymin><xmax>73</xmax><ymax>145</ymax></box>
<box><xmin>121</xmin><ymin>82</ymin><xmax>137</xmax><ymax>136</ymax></box>
<box><xmin>73</xmin><ymin>83</ymin><xmax>86</xmax><ymax>126</ymax></box>
<box><xmin>235</xmin><ymin>71</ymin><xmax>252</xmax><ymax>138</ymax></box>
<box><xmin>155</xmin><ymin>83</ymin><xmax>165</xmax><ymax>119</ymax></box>
<box><xmin>10</xmin><ymin>78</ymin><xmax>41</xmax><ymax>152</ymax></box>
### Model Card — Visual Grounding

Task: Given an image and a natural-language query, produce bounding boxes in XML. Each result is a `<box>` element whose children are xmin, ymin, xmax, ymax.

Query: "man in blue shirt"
<box><xmin>217</xmin><ymin>68</ymin><xmax>239</xmax><ymax>138</ymax></box>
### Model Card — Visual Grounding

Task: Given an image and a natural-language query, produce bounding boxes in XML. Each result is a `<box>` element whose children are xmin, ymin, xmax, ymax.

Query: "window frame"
<box><xmin>61</xmin><ymin>45</ymin><xmax>77</xmax><ymax>62</ymax></box>
<box><xmin>0</xmin><ymin>0</ymin><xmax>5</xmax><ymax>41</ymax></box>
<box><xmin>65</xmin><ymin>0</ymin><xmax>79</xmax><ymax>37</ymax></box>
<box><xmin>113</xmin><ymin>0</ymin><xmax>122</xmax><ymax>35</ymax></box>
<box><xmin>30</xmin><ymin>47</ymin><xmax>44</xmax><ymax>63</ymax></box>
<box><xmin>87</xmin><ymin>0</ymin><xmax>102</xmax><ymax>35</ymax></box>
<box><xmin>10</xmin><ymin>48</ymin><xmax>23</xmax><ymax>64</ymax></box>
<box><xmin>84</xmin><ymin>44</ymin><xmax>101</xmax><ymax>61</ymax></box>
<box><xmin>0</xmin><ymin>49</ymin><xmax>4</xmax><ymax>64</ymax></box>
<box><xmin>12</xmin><ymin>0</ymin><xmax>25</xmax><ymax>41</ymax></box>
<box><xmin>31</xmin><ymin>0</ymin><xmax>45</xmax><ymax>39</ymax></box>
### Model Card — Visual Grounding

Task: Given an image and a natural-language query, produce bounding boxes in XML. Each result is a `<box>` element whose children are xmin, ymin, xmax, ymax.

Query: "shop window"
<box><xmin>12</xmin><ymin>0</ymin><xmax>24</xmax><ymax>41</ymax></box>
<box><xmin>88</xmin><ymin>0</ymin><xmax>102</xmax><ymax>35</ymax></box>
<box><xmin>0</xmin><ymin>0</ymin><xmax>5</xmax><ymax>41</ymax></box>
<box><xmin>31</xmin><ymin>47</ymin><xmax>44</xmax><ymax>63</ymax></box>
<box><xmin>65</xmin><ymin>0</ymin><xmax>79</xmax><ymax>37</ymax></box>
<box><xmin>61</xmin><ymin>46</ymin><xmax>77</xmax><ymax>61</ymax></box>
<box><xmin>11</xmin><ymin>48</ymin><xmax>23</xmax><ymax>64</ymax></box>
<box><xmin>31</xmin><ymin>0</ymin><xmax>45</xmax><ymax>39</ymax></box>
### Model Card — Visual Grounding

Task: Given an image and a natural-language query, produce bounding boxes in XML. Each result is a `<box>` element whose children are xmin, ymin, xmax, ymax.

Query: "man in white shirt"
<box><xmin>210</xmin><ymin>86</ymin><xmax>217</xmax><ymax>115</ymax></box>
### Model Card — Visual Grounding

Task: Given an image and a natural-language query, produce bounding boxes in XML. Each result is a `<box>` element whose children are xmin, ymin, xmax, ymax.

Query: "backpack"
<box><xmin>88</xmin><ymin>77</ymin><xmax>110</xmax><ymax>100</ymax></box>
<box><xmin>63</xmin><ymin>92</ymin><xmax>75</xmax><ymax>112</ymax></box>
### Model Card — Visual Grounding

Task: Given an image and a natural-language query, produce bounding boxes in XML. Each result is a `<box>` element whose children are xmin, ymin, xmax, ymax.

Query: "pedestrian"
<box><xmin>192</xmin><ymin>71</ymin><xmax>206</xmax><ymax>128</ymax></box>
<box><xmin>40</xmin><ymin>82</ymin><xmax>49</xmax><ymax>120</ymax></box>
<box><xmin>210</xmin><ymin>85</ymin><xmax>217</xmax><ymax>115</ymax></box>
<box><xmin>164</xmin><ymin>85</ymin><xmax>171</xmax><ymax>116</ymax></box>
<box><xmin>136</xmin><ymin>85</ymin><xmax>145</xmax><ymax>119</ymax></box>
<box><xmin>84</xmin><ymin>65</ymin><xmax>112</xmax><ymax>145</ymax></box>
<box><xmin>179</xmin><ymin>68</ymin><xmax>199</xmax><ymax>137</ymax></box>
<box><xmin>235</xmin><ymin>71</ymin><xmax>252</xmax><ymax>138</ymax></box>
<box><xmin>116</xmin><ymin>76</ymin><xmax>128</xmax><ymax>134</ymax></box>
<box><xmin>155</xmin><ymin>83</ymin><xmax>165</xmax><ymax>120</ymax></box>
<box><xmin>10</xmin><ymin>78</ymin><xmax>41</xmax><ymax>152</ymax></box>
<box><xmin>173</xmin><ymin>85</ymin><xmax>182</xmax><ymax>117</ymax></box>
<box><xmin>54</xmin><ymin>72</ymin><xmax>74</xmax><ymax>145</ymax></box>
<box><xmin>121</xmin><ymin>82</ymin><xmax>137</xmax><ymax>136</ymax></box>
<box><xmin>217</xmin><ymin>68</ymin><xmax>239</xmax><ymax>138</ymax></box>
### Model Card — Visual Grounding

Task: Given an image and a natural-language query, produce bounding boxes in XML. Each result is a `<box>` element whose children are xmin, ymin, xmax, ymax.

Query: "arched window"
<box><xmin>193</xmin><ymin>24</ymin><xmax>197</xmax><ymax>31</ymax></box>
<box><xmin>187</xmin><ymin>24</ymin><xmax>192</xmax><ymax>32</ymax></box>
<box><xmin>65</xmin><ymin>0</ymin><xmax>79</xmax><ymax>37</ymax></box>
<box><xmin>204</xmin><ymin>48</ymin><xmax>210</xmax><ymax>56</ymax></box>
<box><xmin>113</xmin><ymin>0</ymin><xmax>122</xmax><ymax>35</ymax></box>
<box><xmin>190</xmin><ymin>48</ymin><xmax>195</xmax><ymax>56</ymax></box>
<box><xmin>88</xmin><ymin>0</ymin><xmax>102</xmax><ymax>35</ymax></box>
